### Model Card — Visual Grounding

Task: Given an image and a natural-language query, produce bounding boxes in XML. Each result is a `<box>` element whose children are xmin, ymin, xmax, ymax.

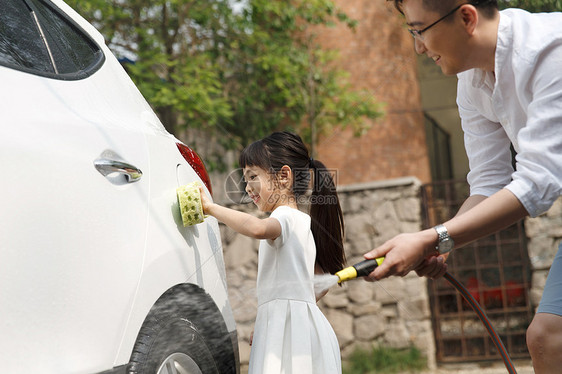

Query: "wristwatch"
<box><xmin>433</xmin><ymin>224</ymin><xmax>454</xmax><ymax>254</ymax></box>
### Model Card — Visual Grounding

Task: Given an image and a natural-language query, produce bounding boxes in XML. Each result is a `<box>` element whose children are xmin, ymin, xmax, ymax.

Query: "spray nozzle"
<box><xmin>335</xmin><ymin>257</ymin><xmax>385</xmax><ymax>283</ymax></box>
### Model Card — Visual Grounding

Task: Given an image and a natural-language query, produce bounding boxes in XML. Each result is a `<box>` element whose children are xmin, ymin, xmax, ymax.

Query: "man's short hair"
<box><xmin>390</xmin><ymin>0</ymin><xmax>498</xmax><ymax>19</ymax></box>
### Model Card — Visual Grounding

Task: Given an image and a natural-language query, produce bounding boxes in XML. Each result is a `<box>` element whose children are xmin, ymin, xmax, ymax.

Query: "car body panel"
<box><xmin>113</xmin><ymin>131</ymin><xmax>236</xmax><ymax>365</ymax></box>
<box><xmin>0</xmin><ymin>56</ymin><xmax>151</xmax><ymax>372</ymax></box>
<box><xmin>0</xmin><ymin>0</ymin><xmax>237</xmax><ymax>372</ymax></box>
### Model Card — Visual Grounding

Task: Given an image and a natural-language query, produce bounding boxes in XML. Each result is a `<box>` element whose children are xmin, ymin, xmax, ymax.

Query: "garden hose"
<box><xmin>336</xmin><ymin>259</ymin><xmax>518</xmax><ymax>374</ymax></box>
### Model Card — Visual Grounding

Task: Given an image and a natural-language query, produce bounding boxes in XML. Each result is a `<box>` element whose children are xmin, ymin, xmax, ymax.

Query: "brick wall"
<box><xmin>313</xmin><ymin>0</ymin><xmax>432</xmax><ymax>186</ymax></box>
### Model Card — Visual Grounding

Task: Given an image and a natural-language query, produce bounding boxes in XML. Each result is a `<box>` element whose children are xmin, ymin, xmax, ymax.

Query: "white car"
<box><xmin>0</xmin><ymin>1</ymin><xmax>238</xmax><ymax>373</ymax></box>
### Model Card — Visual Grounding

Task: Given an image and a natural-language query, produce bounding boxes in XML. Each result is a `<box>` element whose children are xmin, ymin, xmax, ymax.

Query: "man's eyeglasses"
<box><xmin>407</xmin><ymin>3</ymin><xmax>468</xmax><ymax>40</ymax></box>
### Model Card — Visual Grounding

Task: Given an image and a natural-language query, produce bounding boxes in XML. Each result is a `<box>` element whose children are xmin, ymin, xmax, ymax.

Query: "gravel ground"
<box><xmin>243</xmin><ymin>359</ymin><xmax>534</xmax><ymax>373</ymax></box>
<box><xmin>413</xmin><ymin>359</ymin><xmax>534</xmax><ymax>374</ymax></box>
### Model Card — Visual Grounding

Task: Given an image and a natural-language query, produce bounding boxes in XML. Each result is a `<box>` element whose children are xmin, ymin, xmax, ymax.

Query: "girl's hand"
<box><xmin>198</xmin><ymin>186</ymin><xmax>214</xmax><ymax>216</ymax></box>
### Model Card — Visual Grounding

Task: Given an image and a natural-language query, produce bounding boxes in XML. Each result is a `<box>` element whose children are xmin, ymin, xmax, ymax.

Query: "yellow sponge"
<box><xmin>177</xmin><ymin>181</ymin><xmax>206</xmax><ymax>227</ymax></box>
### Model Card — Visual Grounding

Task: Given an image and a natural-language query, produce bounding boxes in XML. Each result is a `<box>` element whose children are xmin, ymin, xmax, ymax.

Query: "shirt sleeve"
<box><xmin>457</xmin><ymin>75</ymin><xmax>514</xmax><ymax>198</ymax></box>
<box><xmin>267</xmin><ymin>206</ymin><xmax>294</xmax><ymax>248</ymax></box>
<box><xmin>505</xmin><ymin>45</ymin><xmax>562</xmax><ymax>217</ymax></box>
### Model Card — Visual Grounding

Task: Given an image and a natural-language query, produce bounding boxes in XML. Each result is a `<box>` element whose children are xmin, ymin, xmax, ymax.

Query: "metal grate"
<box><xmin>421</xmin><ymin>180</ymin><xmax>533</xmax><ymax>363</ymax></box>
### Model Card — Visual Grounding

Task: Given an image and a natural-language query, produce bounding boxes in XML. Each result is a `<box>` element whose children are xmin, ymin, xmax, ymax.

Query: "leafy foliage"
<box><xmin>343</xmin><ymin>345</ymin><xmax>427</xmax><ymax>374</ymax></box>
<box><xmin>66</xmin><ymin>0</ymin><xmax>383</xmax><ymax>155</ymax></box>
<box><xmin>223</xmin><ymin>0</ymin><xmax>383</xmax><ymax>151</ymax></box>
<box><xmin>65</xmin><ymin>0</ymin><xmax>235</xmax><ymax>134</ymax></box>
<box><xmin>499</xmin><ymin>0</ymin><xmax>562</xmax><ymax>12</ymax></box>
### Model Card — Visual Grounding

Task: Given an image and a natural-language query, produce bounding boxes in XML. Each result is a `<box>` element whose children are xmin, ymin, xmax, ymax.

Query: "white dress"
<box><xmin>248</xmin><ymin>206</ymin><xmax>341</xmax><ymax>374</ymax></box>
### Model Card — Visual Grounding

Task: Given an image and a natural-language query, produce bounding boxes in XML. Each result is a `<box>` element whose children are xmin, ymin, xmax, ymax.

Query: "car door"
<box><xmin>0</xmin><ymin>0</ymin><xmax>153</xmax><ymax>371</ymax></box>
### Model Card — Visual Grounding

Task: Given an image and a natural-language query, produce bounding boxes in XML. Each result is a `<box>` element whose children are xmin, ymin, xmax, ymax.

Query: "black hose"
<box><xmin>444</xmin><ymin>272</ymin><xmax>517</xmax><ymax>374</ymax></box>
<box><xmin>347</xmin><ymin>259</ymin><xmax>518</xmax><ymax>373</ymax></box>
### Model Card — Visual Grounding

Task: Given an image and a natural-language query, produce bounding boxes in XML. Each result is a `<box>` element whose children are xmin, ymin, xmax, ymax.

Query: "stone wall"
<box><xmin>220</xmin><ymin>177</ymin><xmax>561</xmax><ymax>372</ymax></box>
<box><xmin>321</xmin><ymin>177</ymin><xmax>435</xmax><ymax>369</ymax></box>
<box><xmin>220</xmin><ymin>177</ymin><xmax>437</xmax><ymax>371</ymax></box>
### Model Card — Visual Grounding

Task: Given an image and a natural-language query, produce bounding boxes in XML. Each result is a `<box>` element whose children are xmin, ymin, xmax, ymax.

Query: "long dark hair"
<box><xmin>239</xmin><ymin>131</ymin><xmax>346</xmax><ymax>274</ymax></box>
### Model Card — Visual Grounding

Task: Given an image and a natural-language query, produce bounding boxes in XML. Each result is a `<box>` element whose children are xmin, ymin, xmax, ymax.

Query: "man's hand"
<box><xmin>415</xmin><ymin>254</ymin><xmax>448</xmax><ymax>279</ymax></box>
<box><xmin>363</xmin><ymin>229</ymin><xmax>438</xmax><ymax>280</ymax></box>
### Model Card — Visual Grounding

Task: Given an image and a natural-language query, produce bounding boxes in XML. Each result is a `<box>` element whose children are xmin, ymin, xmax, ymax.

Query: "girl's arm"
<box><xmin>199</xmin><ymin>187</ymin><xmax>281</xmax><ymax>240</ymax></box>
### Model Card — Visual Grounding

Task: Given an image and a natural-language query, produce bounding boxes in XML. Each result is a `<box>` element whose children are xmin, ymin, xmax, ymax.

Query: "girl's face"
<box><xmin>243</xmin><ymin>165</ymin><xmax>284</xmax><ymax>212</ymax></box>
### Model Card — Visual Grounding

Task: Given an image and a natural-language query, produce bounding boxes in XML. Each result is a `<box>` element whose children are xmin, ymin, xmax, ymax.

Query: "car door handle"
<box><xmin>94</xmin><ymin>158</ymin><xmax>143</xmax><ymax>183</ymax></box>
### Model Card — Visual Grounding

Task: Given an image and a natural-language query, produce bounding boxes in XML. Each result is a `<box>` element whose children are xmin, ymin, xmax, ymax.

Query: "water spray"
<box><xmin>327</xmin><ymin>257</ymin><xmax>518</xmax><ymax>374</ymax></box>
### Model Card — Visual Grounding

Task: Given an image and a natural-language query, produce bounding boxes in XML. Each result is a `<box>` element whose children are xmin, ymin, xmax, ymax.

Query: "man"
<box><xmin>363</xmin><ymin>1</ymin><xmax>562</xmax><ymax>372</ymax></box>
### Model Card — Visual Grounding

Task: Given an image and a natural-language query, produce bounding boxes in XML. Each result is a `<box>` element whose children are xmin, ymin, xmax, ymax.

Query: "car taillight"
<box><xmin>176</xmin><ymin>142</ymin><xmax>213</xmax><ymax>196</ymax></box>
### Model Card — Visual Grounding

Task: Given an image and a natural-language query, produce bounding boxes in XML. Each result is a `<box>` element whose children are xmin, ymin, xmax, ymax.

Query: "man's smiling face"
<box><xmin>403</xmin><ymin>0</ymin><xmax>474</xmax><ymax>75</ymax></box>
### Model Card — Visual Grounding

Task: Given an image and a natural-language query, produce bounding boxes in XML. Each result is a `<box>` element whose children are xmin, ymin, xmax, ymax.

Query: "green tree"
<box><xmin>66</xmin><ymin>0</ymin><xmax>383</xmax><ymax>159</ymax></box>
<box><xmin>499</xmin><ymin>0</ymin><xmax>562</xmax><ymax>11</ymax></box>
<box><xmin>222</xmin><ymin>0</ymin><xmax>383</xmax><ymax>153</ymax></box>
<box><xmin>65</xmin><ymin>0</ymin><xmax>235</xmax><ymax>134</ymax></box>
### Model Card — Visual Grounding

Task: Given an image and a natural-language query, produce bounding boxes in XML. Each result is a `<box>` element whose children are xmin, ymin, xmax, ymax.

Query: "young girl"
<box><xmin>199</xmin><ymin>131</ymin><xmax>346</xmax><ymax>374</ymax></box>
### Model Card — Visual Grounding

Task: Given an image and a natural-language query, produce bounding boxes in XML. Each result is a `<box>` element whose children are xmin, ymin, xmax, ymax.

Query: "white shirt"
<box><xmin>457</xmin><ymin>8</ymin><xmax>562</xmax><ymax>217</ymax></box>
<box><xmin>256</xmin><ymin>206</ymin><xmax>316</xmax><ymax>305</ymax></box>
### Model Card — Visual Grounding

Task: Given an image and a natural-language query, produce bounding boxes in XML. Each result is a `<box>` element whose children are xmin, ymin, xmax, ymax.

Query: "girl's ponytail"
<box><xmin>239</xmin><ymin>131</ymin><xmax>346</xmax><ymax>274</ymax></box>
<box><xmin>309</xmin><ymin>159</ymin><xmax>346</xmax><ymax>274</ymax></box>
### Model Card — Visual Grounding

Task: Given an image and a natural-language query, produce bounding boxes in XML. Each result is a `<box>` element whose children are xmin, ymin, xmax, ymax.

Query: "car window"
<box><xmin>0</xmin><ymin>0</ymin><xmax>54</xmax><ymax>73</ymax></box>
<box><xmin>0</xmin><ymin>0</ymin><xmax>104</xmax><ymax>80</ymax></box>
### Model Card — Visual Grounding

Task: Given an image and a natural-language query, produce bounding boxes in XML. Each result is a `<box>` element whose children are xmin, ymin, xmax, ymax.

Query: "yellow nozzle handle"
<box><xmin>335</xmin><ymin>266</ymin><xmax>358</xmax><ymax>283</ymax></box>
<box><xmin>335</xmin><ymin>257</ymin><xmax>385</xmax><ymax>283</ymax></box>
